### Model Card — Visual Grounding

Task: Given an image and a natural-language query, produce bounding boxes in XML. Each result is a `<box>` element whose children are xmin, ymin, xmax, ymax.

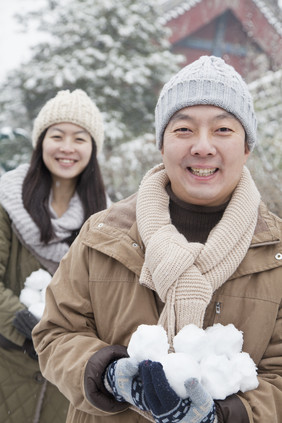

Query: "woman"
<box><xmin>0</xmin><ymin>89</ymin><xmax>107</xmax><ymax>423</ymax></box>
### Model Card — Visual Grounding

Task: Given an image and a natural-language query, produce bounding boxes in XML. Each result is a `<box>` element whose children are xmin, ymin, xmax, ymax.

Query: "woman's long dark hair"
<box><xmin>22</xmin><ymin>129</ymin><xmax>107</xmax><ymax>245</ymax></box>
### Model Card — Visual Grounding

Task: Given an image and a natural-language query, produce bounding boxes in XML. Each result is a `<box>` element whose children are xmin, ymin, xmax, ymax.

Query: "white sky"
<box><xmin>0</xmin><ymin>0</ymin><xmax>42</xmax><ymax>82</ymax></box>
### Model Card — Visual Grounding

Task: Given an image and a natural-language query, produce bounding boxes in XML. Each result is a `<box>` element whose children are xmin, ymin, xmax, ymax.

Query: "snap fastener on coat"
<box><xmin>275</xmin><ymin>253</ymin><xmax>282</xmax><ymax>260</ymax></box>
<box><xmin>97</xmin><ymin>223</ymin><xmax>103</xmax><ymax>228</ymax></box>
<box><xmin>132</xmin><ymin>243</ymin><xmax>138</xmax><ymax>248</ymax></box>
<box><xmin>33</xmin><ymin>371</ymin><xmax>45</xmax><ymax>384</ymax></box>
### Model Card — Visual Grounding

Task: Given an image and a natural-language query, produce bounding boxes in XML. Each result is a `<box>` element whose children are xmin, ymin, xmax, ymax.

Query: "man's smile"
<box><xmin>188</xmin><ymin>167</ymin><xmax>218</xmax><ymax>177</ymax></box>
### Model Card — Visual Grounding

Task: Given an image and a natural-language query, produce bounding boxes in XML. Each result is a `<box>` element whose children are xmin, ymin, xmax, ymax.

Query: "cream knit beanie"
<box><xmin>32</xmin><ymin>89</ymin><xmax>104</xmax><ymax>154</ymax></box>
<box><xmin>155</xmin><ymin>55</ymin><xmax>257</xmax><ymax>151</ymax></box>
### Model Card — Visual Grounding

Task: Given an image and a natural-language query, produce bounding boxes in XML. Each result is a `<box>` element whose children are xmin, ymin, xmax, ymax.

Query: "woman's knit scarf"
<box><xmin>0</xmin><ymin>164</ymin><xmax>84</xmax><ymax>274</ymax></box>
<box><xmin>136</xmin><ymin>163</ymin><xmax>261</xmax><ymax>346</ymax></box>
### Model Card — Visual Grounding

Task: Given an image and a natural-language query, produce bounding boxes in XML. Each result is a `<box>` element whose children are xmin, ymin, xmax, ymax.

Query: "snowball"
<box><xmin>24</xmin><ymin>269</ymin><xmax>52</xmax><ymax>291</ymax></box>
<box><xmin>20</xmin><ymin>287</ymin><xmax>42</xmax><ymax>308</ymax></box>
<box><xmin>128</xmin><ymin>324</ymin><xmax>169</xmax><ymax>362</ymax></box>
<box><xmin>200</xmin><ymin>354</ymin><xmax>240</xmax><ymax>400</ymax></box>
<box><xmin>173</xmin><ymin>324</ymin><xmax>207</xmax><ymax>362</ymax></box>
<box><xmin>127</xmin><ymin>323</ymin><xmax>258</xmax><ymax>401</ymax></box>
<box><xmin>230</xmin><ymin>352</ymin><xmax>259</xmax><ymax>392</ymax></box>
<box><xmin>19</xmin><ymin>269</ymin><xmax>52</xmax><ymax>318</ymax></box>
<box><xmin>29</xmin><ymin>302</ymin><xmax>45</xmax><ymax>320</ymax></box>
<box><xmin>41</xmin><ymin>287</ymin><xmax>47</xmax><ymax>303</ymax></box>
<box><xmin>205</xmin><ymin>323</ymin><xmax>243</xmax><ymax>358</ymax></box>
<box><xmin>161</xmin><ymin>352</ymin><xmax>201</xmax><ymax>398</ymax></box>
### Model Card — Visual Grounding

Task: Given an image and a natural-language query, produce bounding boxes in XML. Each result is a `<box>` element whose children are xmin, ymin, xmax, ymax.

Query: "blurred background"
<box><xmin>0</xmin><ymin>0</ymin><xmax>281</xmax><ymax>214</ymax></box>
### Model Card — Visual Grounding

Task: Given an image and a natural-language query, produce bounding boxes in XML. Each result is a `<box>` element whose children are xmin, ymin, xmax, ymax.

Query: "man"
<box><xmin>33</xmin><ymin>56</ymin><xmax>282</xmax><ymax>423</ymax></box>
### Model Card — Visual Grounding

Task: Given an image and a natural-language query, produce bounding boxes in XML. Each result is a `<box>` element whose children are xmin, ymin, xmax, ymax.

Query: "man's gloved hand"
<box><xmin>13</xmin><ymin>309</ymin><xmax>39</xmax><ymax>340</ymax></box>
<box><xmin>139</xmin><ymin>360</ymin><xmax>216</xmax><ymax>423</ymax></box>
<box><xmin>104</xmin><ymin>357</ymin><xmax>148</xmax><ymax>411</ymax></box>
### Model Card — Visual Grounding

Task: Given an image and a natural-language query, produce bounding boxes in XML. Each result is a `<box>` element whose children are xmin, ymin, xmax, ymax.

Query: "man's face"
<box><xmin>162</xmin><ymin>105</ymin><xmax>250</xmax><ymax>206</ymax></box>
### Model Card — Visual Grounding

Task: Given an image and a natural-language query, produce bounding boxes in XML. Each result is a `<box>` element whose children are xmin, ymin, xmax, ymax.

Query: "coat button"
<box><xmin>132</xmin><ymin>243</ymin><xmax>138</xmax><ymax>248</ymax></box>
<box><xmin>275</xmin><ymin>253</ymin><xmax>282</xmax><ymax>260</ymax></box>
<box><xmin>33</xmin><ymin>371</ymin><xmax>45</xmax><ymax>384</ymax></box>
<box><xmin>97</xmin><ymin>223</ymin><xmax>104</xmax><ymax>228</ymax></box>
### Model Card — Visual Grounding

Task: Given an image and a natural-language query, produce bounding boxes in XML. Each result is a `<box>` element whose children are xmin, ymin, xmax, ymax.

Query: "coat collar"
<box><xmin>230</xmin><ymin>202</ymin><xmax>281</xmax><ymax>279</ymax></box>
<box><xmin>251</xmin><ymin>202</ymin><xmax>280</xmax><ymax>247</ymax></box>
<box><xmin>82</xmin><ymin>193</ymin><xmax>144</xmax><ymax>277</ymax></box>
<box><xmin>83</xmin><ymin>197</ymin><xmax>281</xmax><ymax>281</ymax></box>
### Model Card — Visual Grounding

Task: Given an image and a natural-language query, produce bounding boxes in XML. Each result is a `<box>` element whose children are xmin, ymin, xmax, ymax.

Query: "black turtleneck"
<box><xmin>166</xmin><ymin>184</ymin><xmax>229</xmax><ymax>244</ymax></box>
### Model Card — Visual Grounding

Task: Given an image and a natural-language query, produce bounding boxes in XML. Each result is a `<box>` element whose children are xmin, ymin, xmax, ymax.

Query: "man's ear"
<box><xmin>244</xmin><ymin>138</ymin><xmax>250</xmax><ymax>159</ymax></box>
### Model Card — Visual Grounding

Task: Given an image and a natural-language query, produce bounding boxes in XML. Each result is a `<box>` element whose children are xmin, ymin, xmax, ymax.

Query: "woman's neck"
<box><xmin>51</xmin><ymin>178</ymin><xmax>77</xmax><ymax>217</ymax></box>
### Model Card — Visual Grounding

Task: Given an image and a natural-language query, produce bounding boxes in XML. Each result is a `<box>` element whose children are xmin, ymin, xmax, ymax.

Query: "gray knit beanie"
<box><xmin>32</xmin><ymin>89</ymin><xmax>104</xmax><ymax>155</ymax></box>
<box><xmin>155</xmin><ymin>55</ymin><xmax>257</xmax><ymax>151</ymax></box>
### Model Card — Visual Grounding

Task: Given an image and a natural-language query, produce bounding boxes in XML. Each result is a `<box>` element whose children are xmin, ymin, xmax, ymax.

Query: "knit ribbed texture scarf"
<box><xmin>136</xmin><ymin>163</ymin><xmax>261</xmax><ymax>346</ymax></box>
<box><xmin>0</xmin><ymin>164</ymin><xmax>84</xmax><ymax>274</ymax></box>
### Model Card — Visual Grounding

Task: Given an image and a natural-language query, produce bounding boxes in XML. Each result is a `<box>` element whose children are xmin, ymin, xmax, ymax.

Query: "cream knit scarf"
<box><xmin>136</xmin><ymin>163</ymin><xmax>261</xmax><ymax>345</ymax></box>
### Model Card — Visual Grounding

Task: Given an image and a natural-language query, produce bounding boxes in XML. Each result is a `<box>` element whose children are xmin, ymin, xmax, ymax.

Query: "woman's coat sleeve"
<box><xmin>0</xmin><ymin>205</ymin><xmax>25</xmax><ymax>346</ymax></box>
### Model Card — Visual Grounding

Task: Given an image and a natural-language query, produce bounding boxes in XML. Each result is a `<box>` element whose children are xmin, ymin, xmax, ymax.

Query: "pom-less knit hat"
<box><xmin>32</xmin><ymin>89</ymin><xmax>104</xmax><ymax>155</ymax></box>
<box><xmin>155</xmin><ymin>55</ymin><xmax>257</xmax><ymax>151</ymax></box>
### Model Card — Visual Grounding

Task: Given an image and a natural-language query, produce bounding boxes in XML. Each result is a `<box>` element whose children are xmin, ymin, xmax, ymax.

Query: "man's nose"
<box><xmin>190</xmin><ymin>132</ymin><xmax>216</xmax><ymax>156</ymax></box>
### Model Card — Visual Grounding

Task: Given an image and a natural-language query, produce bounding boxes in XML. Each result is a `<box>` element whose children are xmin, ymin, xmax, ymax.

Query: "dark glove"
<box><xmin>23</xmin><ymin>338</ymin><xmax>38</xmax><ymax>361</ymax></box>
<box><xmin>139</xmin><ymin>360</ymin><xmax>216</xmax><ymax>423</ymax></box>
<box><xmin>13</xmin><ymin>309</ymin><xmax>39</xmax><ymax>340</ymax></box>
<box><xmin>104</xmin><ymin>357</ymin><xmax>148</xmax><ymax>411</ymax></box>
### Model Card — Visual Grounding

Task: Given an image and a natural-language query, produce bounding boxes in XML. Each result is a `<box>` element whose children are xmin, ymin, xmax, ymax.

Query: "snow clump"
<box><xmin>127</xmin><ymin>324</ymin><xmax>169</xmax><ymax>361</ymax></box>
<box><xmin>128</xmin><ymin>323</ymin><xmax>258</xmax><ymax>400</ymax></box>
<box><xmin>20</xmin><ymin>269</ymin><xmax>52</xmax><ymax>320</ymax></box>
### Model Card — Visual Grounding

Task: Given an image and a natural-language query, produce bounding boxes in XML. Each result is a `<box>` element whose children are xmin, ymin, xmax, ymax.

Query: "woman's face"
<box><xmin>42</xmin><ymin>122</ymin><xmax>93</xmax><ymax>183</ymax></box>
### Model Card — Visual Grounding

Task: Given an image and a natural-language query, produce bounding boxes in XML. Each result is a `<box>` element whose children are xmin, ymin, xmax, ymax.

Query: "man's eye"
<box><xmin>217</xmin><ymin>127</ymin><xmax>232</xmax><ymax>133</ymax></box>
<box><xmin>175</xmin><ymin>127</ymin><xmax>190</xmax><ymax>132</ymax></box>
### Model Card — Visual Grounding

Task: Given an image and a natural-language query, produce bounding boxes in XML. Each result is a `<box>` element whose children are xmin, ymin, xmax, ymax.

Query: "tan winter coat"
<box><xmin>33</xmin><ymin>194</ymin><xmax>282</xmax><ymax>423</ymax></box>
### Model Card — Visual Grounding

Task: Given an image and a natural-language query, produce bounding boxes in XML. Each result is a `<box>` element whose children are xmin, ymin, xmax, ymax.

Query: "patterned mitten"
<box><xmin>139</xmin><ymin>360</ymin><xmax>216</xmax><ymax>423</ymax></box>
<box><xmin>105</xmin><ymin>357</ymin><xmax>148</xmax><ymax>411</ymax></box>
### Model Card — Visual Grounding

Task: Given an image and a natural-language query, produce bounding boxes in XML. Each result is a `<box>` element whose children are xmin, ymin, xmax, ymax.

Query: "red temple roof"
<box><xmin>160</xmin><ymin>0</ymin><xmax>282</xmax><ymax>80</ymax></box>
